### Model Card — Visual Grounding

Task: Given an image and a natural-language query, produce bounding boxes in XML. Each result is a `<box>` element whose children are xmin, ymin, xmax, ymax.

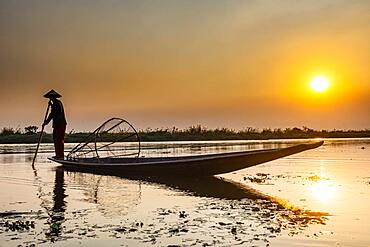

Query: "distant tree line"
<box><xmin>137</xmin><ymin>125</ymin><xmax>370</xmax><ymax>141</ymax></box>
<box><xmin>0</xmin><ymin>125</ymin><xmax>369</xmax><ymax>144</ymax></box>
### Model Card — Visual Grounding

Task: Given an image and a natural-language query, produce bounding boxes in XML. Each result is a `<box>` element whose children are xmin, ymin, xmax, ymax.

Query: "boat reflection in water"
<box><xmin>44</xmin><ymin>166</ymin><xmax>330</xmax><ymax>245</ymax></box>
<box><xmin>62</xmin><ymin>166</ymin><xmax>269</xmax><ymax>201</ymax></box>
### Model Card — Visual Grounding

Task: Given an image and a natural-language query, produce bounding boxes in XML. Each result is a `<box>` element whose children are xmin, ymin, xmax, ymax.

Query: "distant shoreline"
<box><xmin>0</xmin><ymin>126</ymin><xmax>369</xmax><ymax>144</ymax></box>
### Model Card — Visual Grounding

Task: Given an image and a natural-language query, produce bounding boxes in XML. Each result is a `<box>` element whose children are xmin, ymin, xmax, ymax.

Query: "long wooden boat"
<box><xmin>49</xmin><ymin>141</ymin><xmax>323</xmax><ymax>176</ymax></box>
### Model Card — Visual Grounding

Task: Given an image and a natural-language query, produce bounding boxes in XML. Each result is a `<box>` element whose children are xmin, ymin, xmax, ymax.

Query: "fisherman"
<box><xmin>42</xmin><ymin>90</ymin><xmax>67</xmax><ymax>159</ymax></box>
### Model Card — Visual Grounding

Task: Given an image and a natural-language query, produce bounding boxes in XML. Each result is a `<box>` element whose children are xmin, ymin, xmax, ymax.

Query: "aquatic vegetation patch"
<box><xmin>244</xmin><ymin>173</ymin><xmax>272</xmax><ymax>184</ymax></box>
<box><xmin>0</xmin><ymin>219</ymin><xmax>35</xmax><ymax>232</ymax></box>
<box><xmin>361</xmin><ymin>177</ymin><xmax>370</xmax><ymax>185</ymax></box>
<box><xmin>0</xmin><ymin>193</ymin><xmax>331</xmax><ymax>246</ymax></box>
<box><xmin>307</xmin><ymin>175</ymin><xmax>330</xmax><ymax>182</ymax></box>
<box><xmin>105</xmin><ymin>199</ymin><xmax>330</xmax><ymax>246</ymax></box>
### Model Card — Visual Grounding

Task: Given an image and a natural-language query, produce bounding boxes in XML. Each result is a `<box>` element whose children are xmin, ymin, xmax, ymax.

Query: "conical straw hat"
<box><xmin>43</xmin><ymin>89</ymin><xmax>62</xmax><ymax>98</ymax></box>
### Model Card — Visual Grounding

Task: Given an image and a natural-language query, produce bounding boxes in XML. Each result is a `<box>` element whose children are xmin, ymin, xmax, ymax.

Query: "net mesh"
<box><xmin>67</xmin><ymin>118</ymin><xmax>140</xmax><ymax>160</ymax></box>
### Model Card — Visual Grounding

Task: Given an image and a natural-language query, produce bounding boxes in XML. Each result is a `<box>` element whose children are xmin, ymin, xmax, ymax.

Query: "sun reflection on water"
<box><xmin>309</xmin><ymin>179</ymin><xmax>336</xmax><ymax>204</ymax></box>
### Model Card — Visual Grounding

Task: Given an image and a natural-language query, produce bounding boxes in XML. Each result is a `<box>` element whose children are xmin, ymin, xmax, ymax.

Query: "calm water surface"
<box><xmin>0</xmin><ymin>138</ymin><xmax>369</xmax><ymax>246</ymax></box>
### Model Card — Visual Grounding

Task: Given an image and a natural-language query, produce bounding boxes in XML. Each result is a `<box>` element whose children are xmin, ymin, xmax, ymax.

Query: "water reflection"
<box><xmin>68</xmin><ymin>171</ymin><xmax>142</xmax><ymax>217</ymax></box>
<box><xmin>309</xmin><ymin>180</ymin><xmax>336</xmax><ymax>204</ymax></box>
<box><xmin>31</xmin><ymin>166</ymin><xmax>67</xmax><ymax>240</ymax></box>
<box><xmin>52</xmin><ymin>167</ymin><xmax>67</xmax><ymax>217</ymax></box>
<box><xmin>62</xmin><ymin>167</ymin><xmax>268</xmax><ymax>201</ymax></box>
<box><xmin>2</xmin><ymin>139</ymin><xmax>369</xmax><ymax>246</ymax></box>
<box><xmin>46</xmin><ymin>167</ymin><xmax>67</xmax><ymax>239</ymax></box>
<box><xmin>0</xmin><ymin>158</ymin><xmax>332</xmax><ymax>245</ymax></box>
<box><xmin>306</xmin><ymin>162</ymin><xmax>336</xmax><ymax>204</ymax></box>
<box><xmin>50</xmin><ymin>167</ymin><xmax>330</xmax><ymax>245</ymax></box>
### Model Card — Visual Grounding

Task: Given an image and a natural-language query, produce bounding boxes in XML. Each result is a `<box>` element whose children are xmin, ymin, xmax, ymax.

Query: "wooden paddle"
<box><xmin>32</xmin><ymin>100</ymin><xmax>51</xmax><ymax>169</ymax></box>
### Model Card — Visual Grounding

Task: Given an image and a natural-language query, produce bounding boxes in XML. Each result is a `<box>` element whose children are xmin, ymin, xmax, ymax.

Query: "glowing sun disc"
<box><xmin>310</xmin><ymin>76</ymin><xmax>330</xmax><ymax>92</ymax></box>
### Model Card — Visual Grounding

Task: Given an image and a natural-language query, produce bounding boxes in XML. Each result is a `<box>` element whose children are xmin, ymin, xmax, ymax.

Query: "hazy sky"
<box><xmin>1</xmin><ymin>0</ymin><xmax>369</xmax><ymax>131</ymax></box>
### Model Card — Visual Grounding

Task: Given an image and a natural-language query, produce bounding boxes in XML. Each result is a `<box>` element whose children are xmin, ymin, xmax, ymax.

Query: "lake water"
<box><xmin>0</xmin><ymin>138</ymin><xmax>369</xmax><ymax>246</ymax></box>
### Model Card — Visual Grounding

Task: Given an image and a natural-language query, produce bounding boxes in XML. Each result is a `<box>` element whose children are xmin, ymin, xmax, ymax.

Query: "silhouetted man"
<box><xmin>43</xmin><ymin>90</ymin><xmax>67</xmax><ymax>159</ymax></box>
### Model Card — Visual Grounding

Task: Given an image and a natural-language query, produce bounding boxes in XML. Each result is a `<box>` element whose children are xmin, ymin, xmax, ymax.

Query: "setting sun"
<box><xmin>310</xmin><ymin>76</ymin><xmax>330</xmax><ymax>93</ymax></box>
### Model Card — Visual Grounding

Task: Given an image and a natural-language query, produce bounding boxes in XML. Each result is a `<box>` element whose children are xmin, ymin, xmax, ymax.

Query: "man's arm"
<box><xmin>43</xmin><ymin>101</ymin><xmax>54</xmax><ymax>126</ymax></box>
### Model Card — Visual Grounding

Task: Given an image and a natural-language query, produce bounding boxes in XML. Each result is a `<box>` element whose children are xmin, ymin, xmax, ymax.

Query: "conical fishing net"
<box><xmin>67</xmin><ymin>118</ymin><xmax>140</xmax><ymax>160</ymax></box>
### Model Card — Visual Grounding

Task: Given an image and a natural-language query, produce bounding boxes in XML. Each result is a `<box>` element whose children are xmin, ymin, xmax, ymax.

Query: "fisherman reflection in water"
<box><xmin>43</xmin><ymin>90</ymin><xmax>67</xmax><ymax>159</ymax></box>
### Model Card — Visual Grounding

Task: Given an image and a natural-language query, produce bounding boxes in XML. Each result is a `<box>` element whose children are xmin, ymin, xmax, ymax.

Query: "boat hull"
<box><xmin>49</xmin><ymin>141</ymin><xmax>323</xmax><ymax>176</ymax></box>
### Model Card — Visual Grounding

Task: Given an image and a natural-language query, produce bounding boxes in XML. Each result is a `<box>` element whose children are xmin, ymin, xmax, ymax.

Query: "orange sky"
<box><xmin>0</xmin><ymin>0</ymin><xmax>369</xmax><ymax>131</ymax></box>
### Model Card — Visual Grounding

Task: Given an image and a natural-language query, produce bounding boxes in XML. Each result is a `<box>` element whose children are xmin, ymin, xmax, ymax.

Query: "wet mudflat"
<box><xmin>0</xmin><ymin>138</ymin><xmax>369</xmax><ymax>246</ymax></box>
